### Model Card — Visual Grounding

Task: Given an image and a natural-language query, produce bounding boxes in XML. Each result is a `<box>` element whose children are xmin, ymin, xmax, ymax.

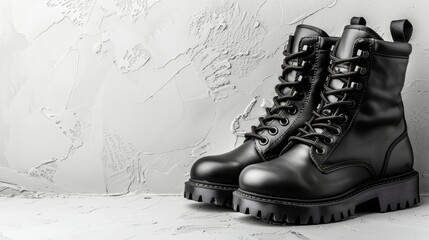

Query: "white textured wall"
<box><xmin>0</xmin><ymin>0</ymin><xmax>428</xmax><ymax>195</ymax></box>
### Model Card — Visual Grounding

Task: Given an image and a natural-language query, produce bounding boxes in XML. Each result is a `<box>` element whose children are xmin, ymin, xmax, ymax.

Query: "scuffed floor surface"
<box><xmin>0</xmin><ymin>195</ymin><xmax>428</xmax><ymax>240</ymax></box>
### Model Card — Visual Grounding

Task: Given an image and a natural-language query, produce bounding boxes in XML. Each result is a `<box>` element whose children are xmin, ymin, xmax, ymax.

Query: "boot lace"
<box><xmin>289</xmin><ymin>50</ymin><xmax>369</xmax><ymax>153</ymax></box>
<box><xmin>245</xmin><ymin>46</ymin><xmax>314</xmax><ymax>143</ymax></box>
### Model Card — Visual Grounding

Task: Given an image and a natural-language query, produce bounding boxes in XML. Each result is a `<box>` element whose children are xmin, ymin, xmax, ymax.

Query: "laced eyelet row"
<box><xmin>259</xmin><ymin>118</ymin><xmax>288</xmax><ymax>145</ymax></box>
<box><xmin>289</xmin><ymin>47</ymin><xmax>369</xmax><ymax>155</ymax></box>
<box><xmin>246</xmin><ymin>43</ymin><xmax>314</xmax><ymax>143</ymax></box>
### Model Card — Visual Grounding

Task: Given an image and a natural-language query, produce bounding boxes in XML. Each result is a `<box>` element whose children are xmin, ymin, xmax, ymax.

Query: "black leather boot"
<box><xmin>184</xmin><ymin>25</ymin><xmax>338</xmax><ymax>207</ymax></box>
<box><xmin>233</xmin><ymin>17</ymin><xmax>420</xmax><ymax>224</ymax></box>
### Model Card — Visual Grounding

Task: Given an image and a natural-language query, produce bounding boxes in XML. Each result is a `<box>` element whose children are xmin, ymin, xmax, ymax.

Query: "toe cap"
<box><xmin>238</xmin><ymin>162</ymin><xmax>298</xmax><ymax>197</ymax></box>
<box><xmin>190</xmin><ymin>155</ymin><xmax>241</xmax><ymax>184</ymax></box>
<box><xmin>190</xmin><ymin>141</ymin><xmax>262</xmax><ymax>185</ymax></box>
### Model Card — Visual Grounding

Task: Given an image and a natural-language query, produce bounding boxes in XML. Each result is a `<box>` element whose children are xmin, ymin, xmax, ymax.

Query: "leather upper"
<box><xmin>190</xmin><ymin>25</ymin><xmax>337</xmax><ymax>185</ymax></box>
<box><xmin>239</xmin><ymin>21</ymin><xmax>415</xmax><ymax>199</ymax></box>
<box><xmin>319</xmin><ymin>38</ymin><xmax>412</xmax><ymax>176</ymax></box>
<box><xmin>239</xmin><ymin>144</ymin><xmax>372</xmax><ymax>199</ymax></box>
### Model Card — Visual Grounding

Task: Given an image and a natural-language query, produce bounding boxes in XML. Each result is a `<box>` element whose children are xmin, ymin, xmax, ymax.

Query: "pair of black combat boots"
<box><xmin>184</xmin><ymin>17</ymin><xmax>419</xmax><ymax>224</ymax></box>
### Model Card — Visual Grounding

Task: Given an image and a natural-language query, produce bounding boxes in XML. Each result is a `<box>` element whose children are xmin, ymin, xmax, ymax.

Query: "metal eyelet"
<box><xmin>355</xmin><ymin>66</ymin><xmax>367</xmax><ymax>75</ymax></box>
<box><xmin>357</xmin><ymin>49</ymin><xmax>370</xmax><ymax>59</ymax></box>
<box><xmin>347</xmin><ymin>100</ymin><xmax>356</xmax><ymax>108</ymax></box>
<box><xmin>279</xmin><ymin>118</ymin><xmax>289</xmax><ymax>126</ymax></box>
<box><xmin>287</xmin><ymin>106</ymin><xmax>298</xmax><ymax>115</ymax></box>
<box><xmin>292</xmin><ymin>90</ymin><xmax>304</xmax><ymax>99</ymax></box>
<box><xmin>323</xmin><ymin>137</ymin><xmax>334</xmax><ymax>145</ymax></box>
<box><xmin>363</xmin><ymin>51</ymin><xmax>370</xmax><ymax>58</ymax></box>
<box><xmin>259</xmin><ymin>137</ymin><xmax>269</xmax><ymax>146</ymax></box>
<box><xmin>316</xmin><ymin>147</ymin><xmax>326</xmax><ymax>155</ymax></box>
<box><xmin>322</xmin><ymin>109</ymin><xmax>331</xmax><ymax>116</ymax></box>
<box><xmin>350</xmin><ymin>82</ymin><xmax>362</xmax><ymax>90</ymax></box>
<box><xmin>339</xmin><ymin>113</ymin><xmax>349</xmax><ymax>123</ymax></box>
<box><xmin>332</xmin><ymin>126</ymin><xmax>342</xmax><ymax>136</ymax></box>
<box><xmin>269</xmin><ymin>127</ymin><xmax>278</xmax><ymax>136</ymax></box>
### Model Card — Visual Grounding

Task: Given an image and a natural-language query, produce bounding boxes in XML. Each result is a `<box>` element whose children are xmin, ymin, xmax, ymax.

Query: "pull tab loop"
<box><xmin>391</xmin><ymin>19</ymin><xmax>413</xmax><ymax>43</ymax></box>
<box><xmin>350</xmin><ymin>17</ymin><xmax>366</xmax><ymax>26</ymax></box>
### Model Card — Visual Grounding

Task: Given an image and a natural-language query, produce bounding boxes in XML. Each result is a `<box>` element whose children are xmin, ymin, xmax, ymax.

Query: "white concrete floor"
<box><xmin>0</xmin><ymin>194</ymin><xmax>428</xmax><ymax>240</ymax></box>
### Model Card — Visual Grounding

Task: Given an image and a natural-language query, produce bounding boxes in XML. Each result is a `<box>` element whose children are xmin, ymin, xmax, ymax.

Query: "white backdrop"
<box><xmin>0</xmin><ymin>0</ymin><xmax>428</xmax><ymax>195</ymax></box>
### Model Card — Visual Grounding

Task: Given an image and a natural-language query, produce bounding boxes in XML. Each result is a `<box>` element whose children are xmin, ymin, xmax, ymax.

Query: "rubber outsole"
<box><xmin>232</xmin><ymin>171</ymin><xmax>420</xmax><ymax>225</ymax></box>
<box><xmin>184</xmin><ymin>180</ymin><xmax>238</xmax><ymax>207</ymax></box>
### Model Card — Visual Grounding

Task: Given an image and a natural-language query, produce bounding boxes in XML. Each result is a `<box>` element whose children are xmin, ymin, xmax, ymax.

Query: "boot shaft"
<box><xmin>315</xmin><ymin>19</ymin><xmax>414</xmax><ymax>177</ymax></box>
<box><xmin>245</xmin><ymin>25</ymin><xmax>338</xmax><ymax>160</ymax></box>
<box><xmin>257</xmin><ymin>35</ymin><xmax>337</xmax><ymax>160</ymax></box>
<box><xmin>233</xmin><ymin>18</ymin><xmax>420</xmax><ymax>224</ymax></box>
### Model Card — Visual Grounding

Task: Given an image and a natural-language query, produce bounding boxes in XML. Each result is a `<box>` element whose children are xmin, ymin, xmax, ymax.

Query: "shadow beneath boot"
<box><xmin>235</xmin><ymin>215</ymin><xmax>286</xmax><ymax>226</ymax></box>
<box><xmin>184</xmin><ymin>201</ymin><xmax>233</xmax><ymax>213</ymax></box>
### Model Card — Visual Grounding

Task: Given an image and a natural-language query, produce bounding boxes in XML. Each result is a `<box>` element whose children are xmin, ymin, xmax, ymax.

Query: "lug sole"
<box><xmin>232</xmin><ymin>171</ymin><xmax>420</xmax><ymax>225</ymax></box>
<box><xmin>184</xmin><ymin>180</ymin><xmax>238</xmax><ymax>207</ymax></box>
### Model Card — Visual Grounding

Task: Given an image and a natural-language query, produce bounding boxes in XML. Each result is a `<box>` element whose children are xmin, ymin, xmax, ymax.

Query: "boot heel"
<box><xmin>376</xmin><ymin>173</ymin><xmax>420</xmax><ymax>212</ymax></box>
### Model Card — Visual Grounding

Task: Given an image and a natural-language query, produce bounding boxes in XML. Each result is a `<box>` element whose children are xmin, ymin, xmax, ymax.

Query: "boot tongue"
<box><xmin>290</xmin><ymin>24</ymin><xmax>328</xmax><ymax>53</ymax></box>
<box><xmin>335</xmin><ymin>25</ymin><xmax>382</xmax><ymax>59</ymax></box>
<box><xmin>286</xmin><ymin>25</ymin><xmax>328</xmax><ymax>83</ymax></box>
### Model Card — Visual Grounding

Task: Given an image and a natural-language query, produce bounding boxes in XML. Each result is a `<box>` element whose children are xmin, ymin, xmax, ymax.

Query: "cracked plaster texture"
<box><xmin>0</xmin><ymin>0</ymin><xmax>428</xmax><ymax>195</ymax></box>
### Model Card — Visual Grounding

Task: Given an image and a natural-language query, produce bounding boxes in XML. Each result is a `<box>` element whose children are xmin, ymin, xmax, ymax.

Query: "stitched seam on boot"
<box><xmin>253</xmin><ymin>139</ymin><xmax>267</xmax><ymax>161</ymax></box>
<box><xmin>322</xmin><ymin>161</ymin><xmax>376</xmax><ymax>176</ymax></box>
<box><xmin>236</xmin><ymin>171</ymin><xmax>417</xmax><ymax>205</ymax></box>
<box><xmin>188</xmin><ymin>181</ymin><xmax>237</xmax><ymax>190</ymax></box>
<box><xmin>381</xmin><ymin>130</ymin><xmax>408</xmax><ymax>177</ymax></box>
